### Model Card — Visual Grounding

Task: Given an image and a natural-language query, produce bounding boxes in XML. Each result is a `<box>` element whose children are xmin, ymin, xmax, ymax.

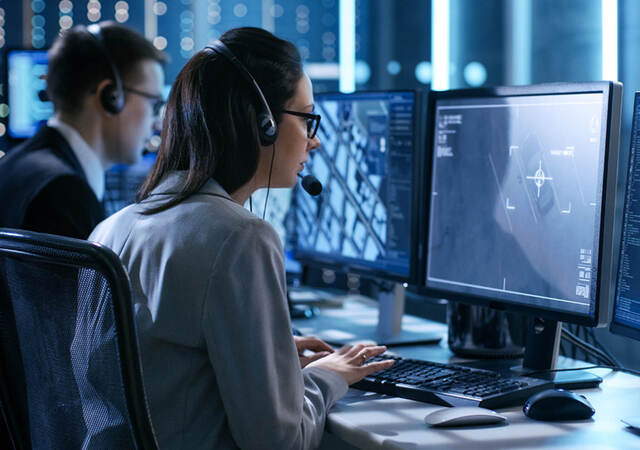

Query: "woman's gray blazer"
<box><xmin>88</xmin><ymin>171</ymin><xmax>348</xmax><ymax>449</ymax></box>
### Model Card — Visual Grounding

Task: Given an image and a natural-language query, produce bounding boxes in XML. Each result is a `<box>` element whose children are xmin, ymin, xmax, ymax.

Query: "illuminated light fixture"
<box><xmin>180</xmin><ymin>36</ymin><xmax>194</xmax><ymax>51</ymax></box>
<box><xmin>431</xmin><ymin>0</ymin><xmax>450</xmax><ymax>91</ymax></box>
<box><xmin>304</xmin><ymin>62</ymin><xmax>340</xmax><ymax>80</ymax></box>
<box><xmin>59</xmin><ymin>0</ymin><xmax>73</xmax><ymax>14</ymax></box>
<box><xmin>511</xmin><ymin>0</ymin><xmax>531</xmax><ymax>85</ymax></box>
<box><xmin>602</xmin><ymin>0</ymin><xmax>618</xmax><ymax>81</ymax></box>
<box><xmin>339</xmin><ymin>0</ymin><xmax>355</xmax><ymax>93</ymax></box>
<box><xmin>153</xmin><ymin>36</ymin><xmax>167</xmax><ymax>50</ymax></box>
<box><xmin>59</xmin><ymin>15</ymin><xmax>73</xmax><ymax>29</ymax></box>
<box><xmin>153</xmin><ymin>1</ymin><xmax>167</xmax><ymax>15</ymax></box>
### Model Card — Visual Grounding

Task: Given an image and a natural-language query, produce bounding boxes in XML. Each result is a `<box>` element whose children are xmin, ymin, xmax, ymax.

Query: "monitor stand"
<box><xmin>510</xmin><ymin>317</ymin><xmax>602</xmax><ymax>389</ymax></box>
<box><xmin>373</xmin><ymin>282</ymin><xmax>441</xmax><ymax>346</ymax></box>
<box><xmin>291</xmin><ymin>281</ymin><xmax>443</xmax><ymax>347</ymax></box>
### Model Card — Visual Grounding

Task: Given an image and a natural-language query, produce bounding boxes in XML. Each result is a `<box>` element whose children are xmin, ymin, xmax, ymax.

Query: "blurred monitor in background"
<box><xmin>6</xmin><ymin>49</ymin><xmax>53</xmax><ymax>140</ymax></box>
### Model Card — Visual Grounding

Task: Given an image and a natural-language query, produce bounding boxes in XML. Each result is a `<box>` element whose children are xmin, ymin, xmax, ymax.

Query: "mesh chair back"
<box><xmin>0</xmin><ymin>228</ymin><xmax>157</xmax><ymax>449</ymax></box>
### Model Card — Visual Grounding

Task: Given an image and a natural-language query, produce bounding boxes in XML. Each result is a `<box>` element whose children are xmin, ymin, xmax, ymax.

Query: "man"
<box><xmin>0</xmin><ymin>21</ymin><xmax>167</xmax><ymax>239</ymax></box>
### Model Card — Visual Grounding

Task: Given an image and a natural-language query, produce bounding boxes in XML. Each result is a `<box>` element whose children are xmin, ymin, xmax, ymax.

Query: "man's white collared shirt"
<box><xmin>46</xmin><ymin>117</ymin><xmax>105</xmax><ymax>201</ymax></box>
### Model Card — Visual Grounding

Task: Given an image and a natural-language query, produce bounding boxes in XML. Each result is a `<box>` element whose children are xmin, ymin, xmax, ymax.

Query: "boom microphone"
<box><xmin>297</xmin><ymin>173</ymin><xmax>323</xmax><ymax>196</ymax></box>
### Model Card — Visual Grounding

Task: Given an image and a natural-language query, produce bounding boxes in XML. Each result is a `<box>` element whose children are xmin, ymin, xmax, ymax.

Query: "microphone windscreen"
<box><xmin>301</xmin><ymin>174</ymin><xmax>323</xmax><ymax>196</ymax></box>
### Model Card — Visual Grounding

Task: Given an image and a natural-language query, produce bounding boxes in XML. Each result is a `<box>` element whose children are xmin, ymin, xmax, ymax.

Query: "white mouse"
<box><xmin>424</xmin><ymin>406</ymin><xmax>507</xmax><ymax>427</ymax></box>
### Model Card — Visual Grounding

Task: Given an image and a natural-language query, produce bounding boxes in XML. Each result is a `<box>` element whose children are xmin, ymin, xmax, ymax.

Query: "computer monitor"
<box><xmin>245</xmin><ymin>188</ymin><xmax>302</xmax><ymax>276</ymax></box>
<box><xmin>5</xmin><ymin>49</ymin><xmax>53</xmax><ymax>139</ymax></box>
<box><xmin>611</xmin><ymin>91</ymin><xmax>640</xmax><ymax>343</ymax></box>
<box><xmin>422</xmin><ymin>82</ymin><xmax>623</xmax><ymax>374</ymax></box>
<box><xmin>292</xmin><ymin>90</ymin><xmax>421</xmax><ymax>284</ymax></box>
<box><xmin>290</xmin><ymin>90</ymin><xmax>443</xmax><ymax>345</ymax></box>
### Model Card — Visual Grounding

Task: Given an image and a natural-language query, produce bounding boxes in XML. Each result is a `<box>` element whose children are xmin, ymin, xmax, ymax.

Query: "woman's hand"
<box><xmin>307</xmin><ymin>343</ymin><xmax>394</xmax><ymax>385</ymax></box>
<box><xmin>294</xmin><ymin>335</ymin><xmax>334</xmax><ymax>368</ymax></box>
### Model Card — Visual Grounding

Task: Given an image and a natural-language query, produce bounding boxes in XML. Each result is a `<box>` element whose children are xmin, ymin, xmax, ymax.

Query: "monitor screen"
<box><xmin>292</xmin><ymin>90</ymin><xmax>419</xmax><ymax>282</ymax></box>
<box><xmin>104</xmin><ymin>152</ymin><xmax>158</xmax><ymax>216</ymax></box>
<box><xmin>611</xmin><ymin>92</ymin><xmax>640</xmax><ymax>342</ymax></box>
<box><xmin>424</xmin><ymin>83</ymin><xmax>622</xmax><ymax>326</ymax></box>
<box><xmin>246</xmin><ymin>188</ymin><xmax>301</xmax><ymax>275</ymax></box>
<box><xmin>6</xmin><ymin>49</ymin><xmax>53</xmax><ymax>139</ymax></box>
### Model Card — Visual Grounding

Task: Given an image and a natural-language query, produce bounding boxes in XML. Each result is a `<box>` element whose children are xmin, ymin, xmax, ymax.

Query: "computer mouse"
<box><xmin>523</xmin><ymin>388</ymin><xmax>595</xmax><ymax>421</ymax></box>
<box><xmin>424</xmin><ymin>406</ymin><xmax>507</xmax><ymax>427</ymax></box>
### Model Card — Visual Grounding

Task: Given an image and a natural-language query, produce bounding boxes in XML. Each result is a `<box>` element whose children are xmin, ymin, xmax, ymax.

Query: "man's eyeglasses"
<box><xmin>123</xmin><ymin>86</ymin><xmax>165</xmax><ymax>116</ymax></box>
<box><xmin>281</xmin><ymin>110</ymin><xmax>321</xmax><ymax>139</ymax></box>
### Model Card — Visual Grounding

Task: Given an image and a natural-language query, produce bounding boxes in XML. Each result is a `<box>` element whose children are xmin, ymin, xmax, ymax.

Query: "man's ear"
<box><xmin>95</xmin><ymin>78</ymin><xmax>124</xmax><ymax>115</ymax></box>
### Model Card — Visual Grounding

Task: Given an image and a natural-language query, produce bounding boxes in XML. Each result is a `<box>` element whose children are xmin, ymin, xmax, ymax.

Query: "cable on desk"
<box><xmin>585</xmin><ymin>327</ymin><xmax>620</xmax><ymax>366</ymax></box>
<box><xmin>561</xmin><ymin>327</ymin><xmax>619</xmax><ymax>367</ymax></box>
<box><xmin>561</xmin><ymin>324</ymin><xmax>620</xmax><ymax>367</ymax></box>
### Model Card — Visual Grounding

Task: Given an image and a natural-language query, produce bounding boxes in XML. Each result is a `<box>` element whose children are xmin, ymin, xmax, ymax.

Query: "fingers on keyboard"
<box><xmin>364</xmin><ymin>359</ymin><xmax>395</xmax><ymax>374</ymax></box>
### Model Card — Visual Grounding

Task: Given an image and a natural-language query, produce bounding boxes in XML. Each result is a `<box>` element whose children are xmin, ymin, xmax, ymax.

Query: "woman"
<box><xmin>89</xmin><ymin>27</ymin><xmax>393</xmax><ymax>449</ymax></box>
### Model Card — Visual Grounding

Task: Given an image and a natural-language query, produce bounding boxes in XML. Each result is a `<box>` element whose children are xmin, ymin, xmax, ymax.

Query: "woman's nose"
<box><xmin>309</xmin><ymin>134</ymin><xmax>321</xmax><ymax>150</ymax></box>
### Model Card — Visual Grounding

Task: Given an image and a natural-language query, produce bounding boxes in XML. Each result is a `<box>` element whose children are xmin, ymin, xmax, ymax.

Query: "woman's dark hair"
<box><xmin>137</xmin><ymin>27</ymin><xmax>304</xmax><ymax>214</ymax></box>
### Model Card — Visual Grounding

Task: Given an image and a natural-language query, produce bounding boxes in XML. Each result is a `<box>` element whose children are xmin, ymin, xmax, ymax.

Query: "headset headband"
<box><xmin>207</xmin><ymin>39</ymin><xmax>278</xmax><ymax>145</ymax></box>
<box><xmin>87</xmin><ymin>23</ymin><xmax>125</xmax><ymax>114</ymax></box>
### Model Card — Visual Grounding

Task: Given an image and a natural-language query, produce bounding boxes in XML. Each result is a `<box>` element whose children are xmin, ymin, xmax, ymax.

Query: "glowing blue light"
<box><xmin>431</xmin><ymin>0</ymin><xmax>449</xmax><ymax>90</ymax></box>
<box><xmin>31</xmin><ymin>15</ymin><xmax>45</xmax><ymax>27</ymax></box>
<box><xmin>355</xmin><ymin>60</ymin><xmax>370</xmax><ymax>85</ymax></box>
<box><xmin>233</xmin><ymin>3</ymin><xmax>247</xmax><ymax>18</ymax></box>
<box><xmin>602</xmin><ymin>0</ymin><xmax>618</xmax><ymax>80</ymax></box>
<box><xmin>31</xmin><ymin>27</ymin><xmax>45</xmax><ymax>39</ymax></box>
<box><xmin>180</xmin><ymin>10</ymin><xmax>194</xmax><ymax>25</ymax></box>
<box><xmin>31</xmin><ymin>0</ymin><xmax>45</xmax><ymax>14</ymax></box>
<box><xmin>512</xmin><ymin>0</ymin><xmax>531</xmax><ymax>85</ymax></box>
<box><xmin>463</xmin><ymin>62</ymin><xmax>487</xmax><ymax>87</ymax></box>
<box><xmin>387</xmin><ymin>60</ymin><xmax>401</xmax><ymax>75</ymax></box>
<box><xmin>339</xmin><ymin>0</ymin><xmax>355</xmax><ymax>93</ymax></box>
<box><xmin>415</xmin><ymin>61</ymin><xmax>433</xmax><ymax>84</ymax></box>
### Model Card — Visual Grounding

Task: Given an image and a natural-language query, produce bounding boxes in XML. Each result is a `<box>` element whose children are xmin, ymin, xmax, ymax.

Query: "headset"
<box><xmin>86</xmin><ymin>23</ymin><xmax>125</xmax><ymax>114</ymax></box>
<box><xmin>206</xmin><ymin>39</ymin><xmax>278</xmax><ymax>146</ymax></box>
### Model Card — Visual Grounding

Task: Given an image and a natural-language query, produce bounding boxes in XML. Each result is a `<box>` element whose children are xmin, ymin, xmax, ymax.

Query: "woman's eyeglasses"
<box><xmin>123</xmin><ymin>86</ymin><xmax>165</xmax><ymax>116</ymax></box>
<box><xmin>281</xmin><ymin>110</ymin><xmax>321</xmax><ymax>139</ymax></box>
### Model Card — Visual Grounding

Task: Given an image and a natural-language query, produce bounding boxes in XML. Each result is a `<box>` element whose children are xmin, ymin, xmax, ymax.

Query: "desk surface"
<box><xmin>294</xmin><ymin>298</ymin><xmax>640</xmax><ymax>449</ymax></box>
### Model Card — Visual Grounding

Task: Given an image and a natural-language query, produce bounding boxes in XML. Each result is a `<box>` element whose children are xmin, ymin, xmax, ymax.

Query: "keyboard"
<box><xmin>353</xmin><ymin>354</ymin><xmax>553</xmax><ymax>409</ymax></box>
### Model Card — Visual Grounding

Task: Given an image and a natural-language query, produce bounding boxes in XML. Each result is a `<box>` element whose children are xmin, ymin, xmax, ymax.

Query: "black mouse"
<box><xmin>523</xmin><ymin>388</ymin><xmax>595</xmax><ymax>421</ymax></box>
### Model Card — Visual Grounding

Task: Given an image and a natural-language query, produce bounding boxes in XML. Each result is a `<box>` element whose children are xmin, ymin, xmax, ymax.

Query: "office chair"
<box><xmin>0</xmin><ymin>228</ymin><xmax>157</xmax><ymax>449</ymax></box>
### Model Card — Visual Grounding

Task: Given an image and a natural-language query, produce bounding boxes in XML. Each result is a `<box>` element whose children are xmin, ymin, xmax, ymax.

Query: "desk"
<box><xmin>294</xmin><ymin>299</ymin><xmax>640</xmax><ymax>449</ymax></box>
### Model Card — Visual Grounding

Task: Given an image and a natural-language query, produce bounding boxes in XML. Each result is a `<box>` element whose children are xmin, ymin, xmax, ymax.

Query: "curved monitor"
<box><xmin>292</xmin><ymin>90</ymin><xmax>421</xmax><ymax>283</ymax></box>
<box><xmin>611</xmin><ymin>91</ymin><xmax>640</xmax><ymax>342</ymax></box>
<box><xmin>422</xmin><ymin>82</ymin><xmax>622</xmax><ymax>327</ymax></box>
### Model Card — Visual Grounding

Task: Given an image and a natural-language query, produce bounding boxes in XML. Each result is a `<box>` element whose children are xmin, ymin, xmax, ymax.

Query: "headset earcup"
<box><xmin>100</xmin><ymin>81</ymin><xmax>124</xmax><ymax>114</ymax></box>
<box><xmin>258</xmin><ymin>113</ymin><xmax>278</xmax><ymax>146</ymax></box>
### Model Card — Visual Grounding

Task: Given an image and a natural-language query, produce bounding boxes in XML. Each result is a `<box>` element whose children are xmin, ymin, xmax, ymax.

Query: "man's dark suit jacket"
<box><xmin>0</xmin><ymin>125</ymin><xmax>106</xmax><ymax>239</ymax></box>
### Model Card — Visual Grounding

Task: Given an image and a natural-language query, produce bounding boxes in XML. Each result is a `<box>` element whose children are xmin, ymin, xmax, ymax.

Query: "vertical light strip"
<box><xmin>193</xmin><ymin>1</ymin><xmax>208</xmax><ymax>49</ymax></box>
<box><xmin>262</xmin><ymin>0</ymin><xmax>275</xmax><ymax>33</ymax></box>
<box><xmin>512</xmin><ymin>0</ymin><xmax>532</xmax><ymax>85</ymax></box>
<box><xmin>431</xmin><ymin>0</ymin><xmax>450</xmax><ymax>91</ymax></box>
<box><xmin>339</xmin><ymin>0</ymin><xmax>356</xmax><ymax>93</ymax></box>
<box><xmin>602</xmin><ymin>0</ymin><xmax>618</xmax><ymax>81</ymax></box>
<box><xmin>144</xmin><ymin>0</ymin><xmax>157</xmax><ymax>40</ymax></box>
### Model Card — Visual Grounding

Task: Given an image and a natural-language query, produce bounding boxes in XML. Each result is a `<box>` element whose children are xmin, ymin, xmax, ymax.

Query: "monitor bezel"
<box><xmin>610</xmin><ymin>91</ymin><xmax>640</xmax><ymax>342</ymax></box>
<box><xmin>4</xmin><ymin>47</ymin><xmax>51</xmax><ymax>141</ymax></box>
<box><xmin>418</xmin><ymin>81</ymin><xmax>622</xmax><ymax>328</ymax></box>
<box><xmin>292</xmin><ymin>89</ymin><xmax>423</xmax><ymax>285</ymax></box>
